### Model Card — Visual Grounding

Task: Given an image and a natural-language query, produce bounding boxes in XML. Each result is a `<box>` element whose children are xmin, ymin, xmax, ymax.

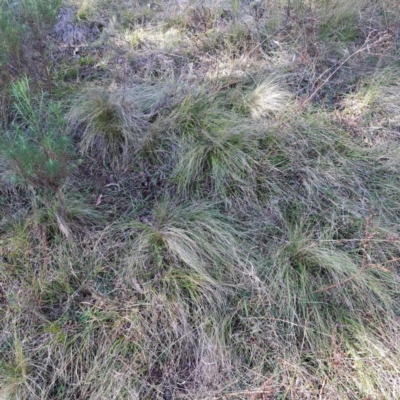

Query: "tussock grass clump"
<box><xmin>32</xmin><ymin>190</ymin><xmax>102</xmax><ymax>238</ymax></box>
<box><xmin>174</xmin><ymin>118</ymin><xmax>262</xmax><ymax>198</ymax></box>
<box><xmin>67</xmin><ymin>83</ymin><xmax>166</xmax><ymax>164</ymax></box>
<box><xmin>119</xmin><ymin>200</ymin><xmax>247</xmax><ymax>280</ymax></box>
<box><xmin>160</xmin><ymin>84</ymin><xmax>290</xmax><ymax>198</ymax></box>
<box><xmin>244</xmin><ymin>79</ymin><xmax>291</xmax><ymax>120</ymax></box>
<box><xmin>267</xmin><ymin>225</ymin><xmax>397</xmax><ymax>333</ymax></box>
<box><xmin>0</xmin><ymin>188</ymin><xmax>100</xmax><ymax>253</ymax></box>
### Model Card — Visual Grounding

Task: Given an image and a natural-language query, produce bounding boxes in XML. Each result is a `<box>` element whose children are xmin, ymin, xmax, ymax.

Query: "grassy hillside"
<box><xmin>1</xmin><ymin>0</ymin><xmax>400</xmax><ymax>399</ymax></box>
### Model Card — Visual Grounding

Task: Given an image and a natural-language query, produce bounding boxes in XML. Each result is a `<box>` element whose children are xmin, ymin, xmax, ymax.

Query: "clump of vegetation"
<box><xmin>4</xmin><ymin>78</ymin><xmax>74</xmax><ymax>192</ymax></box>
<box><xmin>67</xmin><ymin>83</ymin><xmax>166</xmax><ymax>165</ymax></box>
<box><xmin>174</xmin><ymin>115</ymin><xmax>262</xmax><ymax>198</ymax></box>
<box><xmin>1</xmin><ymin>0</ymin><xmax>400</xmax><ymax>399</ymax></box>
<box><xmin>244</xmin><ymin>79</ymin><xmax>291</xmax><ymax>120</ymax></box>
<box><xmin>1</xmin><ymin>77</ymin><xmax>76</xmax><ymax>238</ymax></box>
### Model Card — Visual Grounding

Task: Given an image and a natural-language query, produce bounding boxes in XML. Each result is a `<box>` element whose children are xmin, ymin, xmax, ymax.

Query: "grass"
<box><xmin>67</xmin><ymin>83</ymin><xmax>166</xmax><ymax>165</ymax></box>
<box><xmin>1</xmin><ymin>0</ymin><xmax>400</xmax><ymax>399</ymax></box>
<box><xmin>173</xmin><ymin>113</ymin><xmax>262</xmax><ymax>198</ymax></box>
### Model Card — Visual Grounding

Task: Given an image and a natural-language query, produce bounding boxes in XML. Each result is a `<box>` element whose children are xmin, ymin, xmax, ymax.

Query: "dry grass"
<box><xmin>1</xmin><ymin>0</ymin><xmax>400</xmax><ymax>399</ymax></box>
<box><xmin>67</xmin><ymin>83</ymin><xmax>167</xmax><ymax>164</ymax></box>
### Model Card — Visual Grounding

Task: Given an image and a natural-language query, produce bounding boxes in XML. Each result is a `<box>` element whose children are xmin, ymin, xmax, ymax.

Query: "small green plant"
<box><xmin>77</xmin><ymin>0</ymin><xmax>95</xmax><ymax>20</ymax></box>
<box><xmin>4</xmin><ymin>78</ymin><xmax>74</xmax><ymax>192</ymax></box>
<box><xmin>1</xmin><ymin>77</ymin><xmax>75</xmax><ymax>237</ymax></box>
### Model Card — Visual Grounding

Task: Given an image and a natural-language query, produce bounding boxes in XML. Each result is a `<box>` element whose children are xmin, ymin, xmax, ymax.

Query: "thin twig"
<box><xmin>319</xmin><ymin>376</ymin><xmax>328</xmax><ymax>400</ymax></box>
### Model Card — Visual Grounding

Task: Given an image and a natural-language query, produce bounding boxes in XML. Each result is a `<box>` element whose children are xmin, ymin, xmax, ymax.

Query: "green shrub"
<box><xmin>2</xmin><ymin>77</ymin><xmax>74</xmax><ymax>193</ymax></box>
